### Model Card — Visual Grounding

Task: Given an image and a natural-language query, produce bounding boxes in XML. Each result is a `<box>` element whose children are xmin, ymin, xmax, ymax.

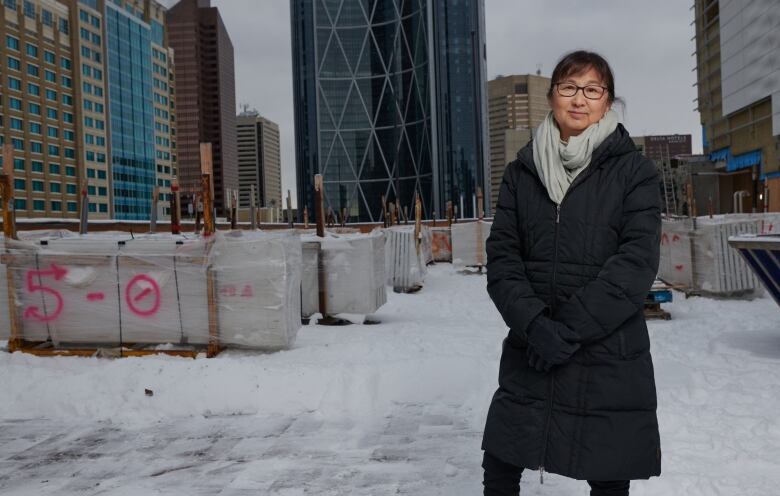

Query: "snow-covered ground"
<box><xmin>0</xmin><ymin>264</ymin><xmax>779</xmax><ymax>495</ymax></box>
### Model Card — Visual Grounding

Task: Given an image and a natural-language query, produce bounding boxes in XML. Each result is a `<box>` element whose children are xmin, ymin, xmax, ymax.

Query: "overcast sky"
<box><xmin>161</xmin><ymin>0</ymin><xmax>701</xmax><ymax>206</ymax></box>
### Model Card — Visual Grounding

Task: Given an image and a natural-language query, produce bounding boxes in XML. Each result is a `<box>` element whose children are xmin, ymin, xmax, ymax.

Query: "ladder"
<box><xmin>660</xmin><ymin>144</ymin><xmax>678</xmax><ymax>216</ymax></box>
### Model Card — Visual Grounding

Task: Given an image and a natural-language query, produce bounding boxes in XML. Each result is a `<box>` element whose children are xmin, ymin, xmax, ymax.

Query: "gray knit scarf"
<box><xmin>532</xmin><ymin>109</ymin><xmax>619</xmax><ymax>205</ymax></box>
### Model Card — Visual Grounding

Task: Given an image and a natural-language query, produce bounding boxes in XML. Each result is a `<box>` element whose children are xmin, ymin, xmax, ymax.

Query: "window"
<box><xmin>8</xmin><ymin>77</ymin><xmax>21</xmax><ymax>91</ymax></box>
<box><xmin>62</xmin><ymin>76</ymin><xmax>72</xmax><ymax>88</ymax></box>
<box><xmin>87</xmin><ymin>185</ymin><xmax>96</xmax><ymax>195</ymax></box>
<box><xmin>4</xmin><ymin>0</ymin><xmax>17</xmax><ymax>10</ymax></box>
<box><xmin>83</xmin><ymin>100</ymin><xmax>93</xmax><ymax>111</ymax></box>
<box><xmin>30</xmin><ymin>142</ymin><xmax>42</xmax><ymax>154</ymax></box>
<box><xmin>96</xmin><ymin>153</ymin><xmax>105</xmax><ymax>163</ymax></box>
<box><xmin>44</xmin><ymin>70</ymin><xmax>56</xmax><ymax>82</ymax></box>
<box><xmin>90</xmin><ymin>16</ymin><xmax>99</xmax><ymax>28</ymax></box>
<box><xmin>47</xmin><ymin>126</ymin><xmax>58</xmax><ymax>138</ymax></box>
<box><xmin>46</xmin><ymin>108</ymin><xmax>58</xmax><ymax>120</ymax></box>
<box><xmin>13</xmin><ymin>159</ymin><xmax>24</xmax><ymax>171</ymax></box>
<box><xmin>25</xmin><ymin>43</ymin><xmax>38</xmax><ymax>57</ymax></box>
<box><xmin>81</xmin><ymin>64</ymin><xmax>91</xmax><ymax>77</ymax></box>
<box><xmin>9</xmin><ymin>97</ymin><xmax>22</xmax><ymax>110</ymax></box>
<box><xmin>65</xmin><ymin>166</ymin><xmax>76</xmax><ymax>177</ymax></box>
<box><xmin>67</xmin><ymin>202</ymin><xmax>78</xmax><ymax>212</ymax></box>
<box><xmin>15</xmin><ymin>199</ymin><xmax>27</xmax><ymax>210</ymax></box>
<box><xmin>28</xmin><ymin>102</ymin><xmax>41</xmax><ymax>115</ymax></box>
<box><xmin>64</xmin><ymin>130</ymin><xmax>74</xmax><ymax>141</ymax></box>
<box><xmin>84</xmin><ymin>117</ymin><xmax>94</xmax><ymax>128</ymax></box>
<box><xmin>94</xmin><ymin>86</ymin><xmax>103</xmax><ymax>97</ymax></box>
<box><xmin>23</xmin><ymin>0</ymin><xmax>33</xmax><ymax>19</ymax></box>
<box><xmin>61</xmin><ymin>58</ymin><xmax>71</xmax><ymax>70</ymax></box>
<box><xmin>91</xmin><ymin>33</ymin><xmax>100</xmax><ymax>45</ymax></box>
<box><xmin>32</xmin><ymin>180</ymin><xmax>44</xmax><ymax>192</ymax></box>
<box><xmin>66</xmin><ymin>184</ymin><xmax>77</xmax><ymax>194</ymax></box>
<box><xmin>48</xmin><ymin>145</ymin><xmax>60</xmax><ymax>156</ymax></box>
<box><xmin>64</xmin><ymin>148</ymin><xmax>75</xmax><ymax>159</ymax></box>
<box><xmin>62</xmin><ymin>94</ymin><xmax>73</xmax><ymax>106</ymax></box>
<box><xmin>97</xmin><ymin>170</ymin><xmax>106</xmax><ymax>180</ymax></box>
<box><xmin>82</xmin><ymin>82</ymin><xmax>92</xmax><ymax>94</ymax></box>
<box><xmin>59</xmin><ymin>18</ymin><xmax>69</xmax><ymax>34</ymax></box>
<box><xmin>45</xmin><ymin>89</ymin><xmax>57</xmax><ymax>101</ymax></box>
<box><xmin>27</xmin><ymin>63</ymin><xmax>39</xmax><ymax>77</ymax></box>
<box><xmin>50</xmin><ymin>183</ymin><xmax>61</xmax><ymax>193</ymax></box>
<box><xmin>86</xmin><ymin>151</ymin><xmax>95</xmax><ymax>161</ymax></box>
<box><xmin>85</xmin><ymin>134</ymin><xmax>94</xmax><ymax>145</ymax></box>
<box><xmin>88</xmin><ymin>203</ymin><xmax>96</xmax><ymax>213</ymax></box>
<box><xmin>49</xmin><ymin>163</ymin><xmax>60</xmax><ymax>174</ymax></box>
<box><xmin>7</xmin><ymin>56</ymin><xmax>21</xmax><ymax>70</ymax></box>
<box><xmin>93</xmin><ymin>68</ymin><xmax>102</xmax><ymax>80</ymax></box>
<box><xmin>29</xmin><ymin>122</ymin><xmax>41</xmax><ymax>134</ymax></box>
<box><xmin>96</xmin><ymin>136</ymin><xmax>105</xmax><ymax>146</ymax></box>
<box><xmin>6</xmin><ymin>35</ymin><xmax>19</xmax><ymax>50</ymax></box>
<box><xmin>33</xmin><ymin>200</ymin><xmax>45</xmax><ymax>211</ymax></box>
<box><xmin>41</xmin><ymin>9</ymin><xmax>52</xmax><ymax>27</ymax></box>
<box><xmin>51</xmin><ymin>201</ymin><xmax>62</xmax><ymax>212</ymax></box>
<box><xmin>98</xmin><ymin>186</ymin><xmax>107</xmax><ymax>196</ymax></box>
<box><xmin>99</xmin><ymin>203</ymin><xmax>108</xmax><ymax>213</ymax></box>
<box><xmin>12</xmin><ymin>138</ymin><xmax>24</xmax><ymax>151</ymax></box>
<box><xmin>10</xmin><ymin>118</ymin><xmax>23</xmax><ymax>130</ymax></box>
<box><xmin>94</xmin><ymin>103</ymin><xmax>104</xmax><ymax>113</ymax></box>
<box><xmin>63</xmin><ymin>112</ymin><xmax>74</xmax><ymax>123</ymax></box>
<box><xmin>87</xmin><ymin>168</ymin><xmax>96</xmax><ymax>178</ymax></box>
<box><xmin>80</xmin><ymin>28</ymin><xmax>89</xmax><ymax>41</ymax></box>
<box><xmin>32</xmin><ymin>161</ymin><xmax>44</xmax><ymax>172</ymax></box>
<box><xmin>44</xmin><ymin>51</ymin><xmax>55</xmax><ymax>64</ymax></box>
<box><xmin>13</xmin><ymin>179</ymin><xmax>25</xmax><ymax>190</ymax></box>
<box><xmin>95</xmin><ymin>120</ymin><xmax>104</xmax><ymax>130</ymax></box>
<box><xmin>27</xmin><ymin>82</ymin><xmax>40</xmax><ymax>95</ymax></box>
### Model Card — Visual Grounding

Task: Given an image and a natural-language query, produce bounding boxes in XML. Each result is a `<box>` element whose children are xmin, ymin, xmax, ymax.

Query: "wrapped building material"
<box><xmin>1</xmin><ymin>231</ymin><xmax>302</xmax><ymax>351</ymax></box>
<box><xmin>384</xmin><ymin>226</ymin><xmax>427</xmax><ymax>292</ymax></box>
<box><xmin>660</xmin><ymin>213</ymin><xmax>780</xmax><ymax>295</ymax></box>
<box><xmin>301</xmin><ymin>230</ymin><xmax>386</xmax><ymax>317</ymax></box>
<box><xmin>451</xmin><ymin>221</ymin><xmax>491</xmax><ymax>268</ymax></box>
<box><xmin>211</xmin><ymin>231</ymin><xmax>302</xmax><ymax>349</ymax></box>
<box><xmin>431</xmin><ymin>227</ymin><xmax>452</xmax><ymax>262</ymax></box>
<box><xmin>728</xmin><ymin>234</ymin><xmax>780</xmax><ymax>307</ymax></box>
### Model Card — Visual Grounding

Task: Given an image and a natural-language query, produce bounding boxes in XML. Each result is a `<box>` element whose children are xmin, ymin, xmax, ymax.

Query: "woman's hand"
<box><xmin>526</xmin><ymin>315</ymin><xmax>581</xmax><ymax>372</ymax></box>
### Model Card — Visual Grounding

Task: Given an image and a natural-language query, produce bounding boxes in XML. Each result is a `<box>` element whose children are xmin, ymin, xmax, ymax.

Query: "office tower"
<box><xmin>487</xmin><ymin>74</ymin><xmax>549</xmax><ymax>210</ymax></box>
<box><xmin>167</xmin><ymin>0</ymin><xmax>236</xmax><ymax>216</ymax></box>
<box><xmin>694</xmin><ymin>0</ymin><xmax>780</xmax><ymax>211</ymax></box>
<box><xmin>291</xmin><ymin>0</ymin><xmax>488</xmax><ymax>222</ymax></box>
<box><xmin>632</xmin><ymin>135</ymin><xmax>692</xmax><ymax>163</ymax></box>
<box><xmin>1</xmin><ymin>0</ymin><xmax>80</xmax><ymax>218</ymax></box>
<box><xmin>431</xmin><ymin>0</ymin><xmax>488</xmax><ymax>217</ymax></box>
<box><xmin>236</xmin><ymin>110</ymin><xmax>282</xmax><ymax>211</ymax></box>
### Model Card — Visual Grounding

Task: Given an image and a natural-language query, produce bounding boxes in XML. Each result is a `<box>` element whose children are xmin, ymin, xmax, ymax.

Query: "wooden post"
<box><xmin>403</xmin><ymin>205</ymin><xmax>409</xmax><ymax>225</ymax></box>
<box><xmin>446</xmin><ymin>201</ymin><xmax>453</xmax><ymax>227</ymax></box>
<box><xmin>477</xmin><ymin>187</ymin><xmax>484</xmax><ymax>220</ymax></box>
<box><xmin>381</xmin><ymin>194</ymin><xmax>388</xmax><ymax>228</ymax></box>
<box><xmin>1</xmin><ymin>144</ymin><xmax>17</xmax><ymax>240</ymax></box>
<box><xmin>206</xmin><ymin>265</ymin><xmax>220</xmax><ymax>357</ymax></box>
<box><xmin>250</xmin><ymin>185</ymin><xmax>257</xmax><ymax>230</ymax></box>
<box><xmin>315</xmin><ymin>174</ymin><xmax>328</xmax><ymax>320</ymax></box>
<box><xmin>79</xmin><ymin>182</ymin><xmax>89</xmax><ymax>235</ymax></box>
<box><xmin>341</xmin><ymin>207</ymin><xmax>347</xmax><ymax>227</ymax></box>
<box><xmin>171</xmin><ymin>183</ymin><xmax>181</xmax><ymax>235</ymax></box>
<box><xmin>150</xmin><ymin>186</ymin><xmax>159</xmax><ymax>233</ymax></box>
<box><xmin>286</xmin><ymin>189</ymin><xmax>294</xmax><ymax>228</ymax></box>
<box><xmin>395</xmin><ymin>198</ymin><xmax>401</xmax><ymax>225</ymax></box>
<box><xmin>194</xmin><ymin>193</ymin><xmax>202</xmax><ymax>233</ymax></box>
<box><xmin>230</xmin><ymin>189</ymin><xmax>237</xmax><ymax>230</ymax></box>
<box><xmin>303</xmin><ymin>205</ymin><xmax>309</xmax><ymax>229</ymax></box>
<box><xmin>315</xmin><ymin>175</ymin><xmax>325</xmax><ymax>238</ymax></box>
<box><xmin>200</xmin><ymin>143</ymin><xmax>215</xmax><ymax>235</ymax></box>
<box><xmin>389</xmin><ymin>201</ymin><xmax>396</xmax><ymax>226</ymax></box>
<box><xmin>414</xmin><ymin>193</ymin><xmax>422</xmax><ymax>256</ymax></box>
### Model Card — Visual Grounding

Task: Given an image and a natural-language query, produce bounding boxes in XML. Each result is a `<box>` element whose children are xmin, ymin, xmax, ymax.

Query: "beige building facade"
<box><xmin>236</xmin><ymin>111</ymin><xmax>281</xmax><ymax>212</ymax></box>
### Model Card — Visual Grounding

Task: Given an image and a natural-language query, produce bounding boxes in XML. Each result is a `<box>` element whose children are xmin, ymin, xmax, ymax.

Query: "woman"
<box><xmin>482</xmin><ymin>50</ymin><xmax>662</xmax><ymax>496</ymax></box>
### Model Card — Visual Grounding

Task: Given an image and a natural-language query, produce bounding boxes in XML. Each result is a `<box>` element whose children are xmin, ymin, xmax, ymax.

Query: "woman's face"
<box><xmin>549</xmin><ymin>66</ymin><xmax>611</xmax><ymax>142</ymax></box>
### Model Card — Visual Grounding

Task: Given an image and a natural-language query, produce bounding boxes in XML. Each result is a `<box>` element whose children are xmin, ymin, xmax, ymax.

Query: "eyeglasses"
<box><xmin>554</xmin><ymin>82</ymin><xmax>608</xmax><ymax>100</ymax></box>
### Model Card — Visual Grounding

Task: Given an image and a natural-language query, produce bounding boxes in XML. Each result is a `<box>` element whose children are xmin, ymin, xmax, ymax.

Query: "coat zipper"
<box><xmin>539</xmin><ymin>204</ymin><xmax>560</xmax><ymax>484</ymax></box>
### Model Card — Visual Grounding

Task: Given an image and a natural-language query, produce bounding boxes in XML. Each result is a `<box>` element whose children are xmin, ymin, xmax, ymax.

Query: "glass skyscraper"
<box><xmin>104</xmin><ymin>2</ymin><xmax>156</xmax><ymax>220</ymax></box>
<box><xmin>291</xmin><ymin>0</ymin><xmax>487</xmax><ymax>222</ymax></box>
<box><xmin>292</xmin><ymin>0</ymin><xmax>435</xmax><ymax>222</ymax></box>
<box><xmin>431</xmin><ymin>0</ymin><xmax>488</xmax><ymax>217</ymax></box>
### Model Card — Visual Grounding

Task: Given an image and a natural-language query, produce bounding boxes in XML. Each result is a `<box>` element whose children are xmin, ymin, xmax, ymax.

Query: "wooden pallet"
<box><xmin>6</xmin><ymin>339</ymin><xmax>222</xmax><ymax>358</ymax></box>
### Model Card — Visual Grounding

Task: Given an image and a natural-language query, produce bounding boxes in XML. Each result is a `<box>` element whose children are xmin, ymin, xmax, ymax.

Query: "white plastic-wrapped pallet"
<box><xmin>210</xmin><ymin>230</ymin><xmax>302</xmax><ymax>350</ymax></box>
<box><xmin>451</xmin><ymin>221</ymin><xmax>491</xmax><ymax>268</ymax></box>
<box><xmin>6</xmin><ymin>232</ymin><xmax>125</xmax><ymax>344</ymax></box>
<box><xmin>0</xmin><ymin>234</ymin><xmax>9</xmax><ymax>340</ymax></box>
<box><xmin>116</xmin><ymin>234</ymin><xmax>211</xmax><ymax>345</ymax></box>
<box><xmin>301</xmin><ymin>230</ymin><xmax>386</xmax><ymax>317</ymax></box>
<box><xmin>384</xmin><ymin>226</ymin><xmax>426</xmax><ymax>292</ymax></box>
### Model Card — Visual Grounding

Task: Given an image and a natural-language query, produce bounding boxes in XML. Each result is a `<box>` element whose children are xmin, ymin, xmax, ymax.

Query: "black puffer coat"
<box><xmin>482</xmin><ymin>124</ymin><xmax>662</xmax><ymax>481</ymax></box>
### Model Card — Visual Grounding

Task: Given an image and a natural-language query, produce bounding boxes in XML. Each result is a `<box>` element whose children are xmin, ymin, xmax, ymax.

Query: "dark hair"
<box><xmin>547</xmin><ymin>50</ymin><xmax>616</xmax><ymax>104</ymax></box>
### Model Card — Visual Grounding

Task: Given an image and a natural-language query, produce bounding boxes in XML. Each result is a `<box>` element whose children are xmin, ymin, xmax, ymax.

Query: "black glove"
<box><xmin>526</xmin><ymin>315</ymin><xmax>580</xmax><ymax>372</ymax></box>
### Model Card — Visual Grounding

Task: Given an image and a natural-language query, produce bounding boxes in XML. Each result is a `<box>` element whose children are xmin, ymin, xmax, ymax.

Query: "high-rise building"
<box><xmin>694</xmin><ymin>0</ymin><xmax>780</xmax><ymax>212</ymax></box>
<box><xmin>431</xmin><ymin>0</ymin><xmax>488</xmax><ymax>217</ymax></box>
<box><xmin>291</xmin><ymin>0</ymin><xmax>488</xmax><ymax>222</ymax></box>
<box><xmin>1</xmin><ymin>0</ymin><xmax>176</xmax><ymax>220</ymax></box>
<box><xmin>167</xmin><ymin>0</ymin><xmax>236</xmax><ymax>216</ymax></box>
<box><xmin>1</xmin><ymin>0</ymin><xmax>80</xmax><ymax>218</ymax></box>
<box><xmin>78</xmin><ymin>0</ymin><xmax>176</xmax><ymax>220</ymax></box>
<box><xmin>236</xmin><ymin>111</ymin><xmax>281</xmax><ymax>211</ymax></box>
<box><xmin>487</xmin><ymin>74</ymin><xmax>549</xmax><ymax>210</ymax></box>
